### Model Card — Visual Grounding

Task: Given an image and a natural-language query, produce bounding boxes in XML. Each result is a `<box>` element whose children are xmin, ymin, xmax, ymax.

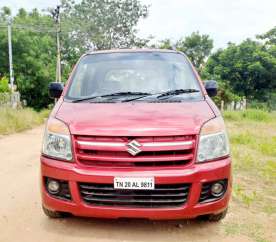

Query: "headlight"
<box><xmin>197</xmin><ymin>116</ymin><xmax>230</xmax><ymax>162</ymax></box>
<box><xmin>42</xmin><ymin>117</ymin><xmax>73</xmax><ymax>161</ymax></box>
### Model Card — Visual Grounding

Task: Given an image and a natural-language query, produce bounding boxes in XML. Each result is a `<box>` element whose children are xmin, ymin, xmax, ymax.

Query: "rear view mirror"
<box><xmin>49</xmin><ymin>82</ymin><xmax>64</xmax><ymax>99</ymax></box>
<box><xmin>204</xmin><ymin>80</ymin><xmax>218</xmax><ymax>97</ymax></box>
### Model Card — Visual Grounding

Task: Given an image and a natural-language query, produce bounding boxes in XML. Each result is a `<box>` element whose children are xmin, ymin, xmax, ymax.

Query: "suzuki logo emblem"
<box><xmin>127</xmin><ymin>140</ymin><xmax>142</xmax><ymax>156</ymax></box>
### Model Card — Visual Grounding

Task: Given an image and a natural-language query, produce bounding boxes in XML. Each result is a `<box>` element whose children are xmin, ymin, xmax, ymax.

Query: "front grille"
<box><xmin>79</xmin><ymin>182</ymin><xmax>190</xmax><ymax>208</ymax></box>
<box><xmin>74</xmin><ymin>135</ymin><xmax>195</xmax><ymax>168</ymax></box>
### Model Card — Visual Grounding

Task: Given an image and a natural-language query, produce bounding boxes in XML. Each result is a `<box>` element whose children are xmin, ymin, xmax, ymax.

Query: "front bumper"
<box><xmin>41</xmin><ymin>156</ymin><xmax>231</xmax><ymax>220</ymax></box>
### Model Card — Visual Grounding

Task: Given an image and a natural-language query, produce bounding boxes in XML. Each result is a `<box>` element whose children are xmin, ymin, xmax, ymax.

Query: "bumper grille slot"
<box><xmin>79</xmin><ymin>183</ymin><xmax>190</xmax><ymax>208</ymax></box>
<box><xmin>199</xmin><ymin>183</ymin><xmax>212</xmax><ymax>202</ymax></box>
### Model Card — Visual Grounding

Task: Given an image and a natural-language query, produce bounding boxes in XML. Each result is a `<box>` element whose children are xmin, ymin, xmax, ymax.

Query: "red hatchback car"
<box><xmin>41</xmin><ymin>49</ymin><xmax>231</xmax><ymax>221</ymax></box>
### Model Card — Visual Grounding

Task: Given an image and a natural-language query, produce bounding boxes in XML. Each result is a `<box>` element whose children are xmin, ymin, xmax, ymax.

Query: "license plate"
<box><xmin>114</xmin><ymin>177</ymin><xmax>155</xmax><ymax>190</ymax></box>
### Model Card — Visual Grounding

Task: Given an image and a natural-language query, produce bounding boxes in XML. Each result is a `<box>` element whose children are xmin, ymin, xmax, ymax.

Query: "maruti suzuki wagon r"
<box><xmin>41</xmin><ymin>49</ymin><xmax>231</xmax><ymax>221</ymax></box>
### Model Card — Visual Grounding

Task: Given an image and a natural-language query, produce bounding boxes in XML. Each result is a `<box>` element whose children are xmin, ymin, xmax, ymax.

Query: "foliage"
<box><xmin>0</xmin><ymin>7</ymin><xmax>56</xmax><ymax>109</ymax></box>
<box><xmin>247</xmin><ymin>100</ymin><xmax>270</xmax><ymax>111</ymax></box>
<box><xmin>0</xmin><ymin>6</ymin><xmax>11</xmax><ymax>18</ymax></box>
<box><xmin>176</xmin><ymin>31</ymin><xmax>213</xmax><ymax>70</ymax></box>
<box><xmin>213</xmin><ymin>82</ymin><xmax>241</xmax><ymax>107</ymax></box>
<box><xmin>257</xmin><ymin>26</ymin><xmax>276</xmax><ymax>45</ymax></box>
<box><xmin>0</xmin><ymin>76</ymin><xmax>10</xmax><ymax>93</ymax></box>
<box><xmin>0</xmin><ymin>93</ymin><xmax>10</xmax><ymax>105</ymax></box>
<box><xmin>60</xmin><ymin>0</ymin><xmax>149</xmax><ymax>65</ymax></box>
<box><xmin>158</xmin><ymin>39</ymin><xmax>174</xmax><ymax>50</ymax></box>
<box><xmin>203</xmin><ymin>38</ymin><xmax>276</xmax><ymax>102</ymax></box>
<box><xmin>0</xmin><ymin>75</ymin><xmax>10</xmax><ymax>105</ymax></box>
<box><xmin>157</xmin><ymin>32</ymin><xmax>213</xmax><ymax>70</ymax></box>
<box><xmin>201</xmin><ymin>69</ymin><xmax>241</xmax><ymax>106</ymax></box>
<box><xmin>201</xmin><ymin>71</ymin><xmax>242</xmax><ymax>106</ymax></box>
<box><xmin>0</xmin><ymin>107</ymin><xmax>49</xmax><ymax>135</ymax></box>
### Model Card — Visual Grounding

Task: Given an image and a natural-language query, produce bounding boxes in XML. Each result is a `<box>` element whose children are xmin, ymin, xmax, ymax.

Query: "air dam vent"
<box><xmin>79</xmin><ymin>182</ymin><xmax>191</xmax><ymax>208</ymax></box>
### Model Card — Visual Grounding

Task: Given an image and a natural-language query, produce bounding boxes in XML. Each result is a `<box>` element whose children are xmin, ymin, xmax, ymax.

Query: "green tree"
<box><xmin>257</xmin><ymin>26</ymin><xmax>276</xmax><ymax>45</ymax></box>
<box><xmin>156</xmin><ymin>32</ymin><xmax>213</xmax><ymax>70</ymax></box>
<box><xmin>0</xmin><ymin>6</ymin><xmax>11</xmax><ymax>19</ymax></box>
<box><xmin>158</xmin><ymin>39</ymin><xmax>174</xmax><ymax>50</ymax></box>
<box><xmin>203</xmin><ymin>39</ymin><xmax>276</xmax><ymax>101</ymax></box>
<box><xmin>176</xmin><ymin>31</ymin><xmax>213</xmax><ymax>70</ymax></box>
<box><xmin>60</xmin><ymin>0</ymin><xmax>149</xmax><ymax>65</ymax></box>
<box><xmin>0</xmin><ymin>7</ymin><xmax>56</xmax><ymax>109</ymax></box>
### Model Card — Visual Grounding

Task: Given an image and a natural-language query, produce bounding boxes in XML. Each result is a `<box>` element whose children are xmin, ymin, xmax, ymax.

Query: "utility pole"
<box><xmin>52</xmin><ymin>6</ymin><xmax>61</xmax><ymax>83</ymax></box>
<box><xmin>7</xmin><ymin>16</ymin><xmax>14</xmax><ymax>92</ymax></box>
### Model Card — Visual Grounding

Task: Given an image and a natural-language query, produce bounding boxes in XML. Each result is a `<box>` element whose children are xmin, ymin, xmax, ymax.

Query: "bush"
<box><xmin>248</xmin><ymin>101</ymin><xmax>270</xmax><ymax>111</ymax></box>
<box><xmin>0</xmin><ymin>107</ymin><xmax>50</xmax><ymax>135</ymax></box>
<box><xmin>202</xmin><ymin>79</ymin><xmax>242</xmax><ymax>107</ymax></box>
<box><xmin>0</xmin><ymin>76</ymin><xmax>10</xmax><ymax>93</ymax></box>
<box><xmin>0</xmin><ymin>93</ymin><xmax>10</xmax><ymax>105</ymax></box>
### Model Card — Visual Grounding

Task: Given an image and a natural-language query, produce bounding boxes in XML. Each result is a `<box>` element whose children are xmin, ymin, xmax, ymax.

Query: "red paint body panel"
<box><xmin>41</xmin><ymin>156</ymin><xmax>231</xmax><ymax>219</ymax></box>
<box><xmin>41</xmin><ymin>49</ymin><xmax>231</xmax><ymax>219</ymax></box>
<box><xmin>56</xmin><ymin>101</ymin><xmax>215</xmax><ymax>136</ymax></box>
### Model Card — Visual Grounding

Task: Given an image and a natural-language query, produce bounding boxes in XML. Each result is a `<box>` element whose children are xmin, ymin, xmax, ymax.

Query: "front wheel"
<box><xmin>208</xmin><ymin>208</ymin><xmax>228</xmax><ymax>222</ymax></box>
<box><xmin>42</xmin><ymin>206</ymin><xmax>67</xmax><ymax>218</ymax></box>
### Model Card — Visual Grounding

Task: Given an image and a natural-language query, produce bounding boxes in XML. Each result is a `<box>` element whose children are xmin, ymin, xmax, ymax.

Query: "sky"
<box><xmin>0</xmin><ymin>0</ymin><xmax>275</xmax><ymax>48</ymax></box>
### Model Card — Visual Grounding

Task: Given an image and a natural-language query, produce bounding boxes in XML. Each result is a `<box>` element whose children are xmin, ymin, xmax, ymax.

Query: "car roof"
<box><xmin>86</xmin><ymin>48</ymin><xmax>182</xmax><ymax>55</ymax></box>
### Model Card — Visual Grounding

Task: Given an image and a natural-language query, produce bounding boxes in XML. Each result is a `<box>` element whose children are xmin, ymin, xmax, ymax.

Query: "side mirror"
<box><xmin>204</xmin><ymin>80</ymin><xmax>218</xmax><ymax>97</ymax></box>
<box><xmin>49</xmin><ymin>82</ymin><xmax>64</xmax><ymax>99</ymax></box>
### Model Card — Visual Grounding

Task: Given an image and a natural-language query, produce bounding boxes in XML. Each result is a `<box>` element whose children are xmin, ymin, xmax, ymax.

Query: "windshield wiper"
<box><xmin>71</xmin><ymin>91</ymin><xmax>152</xmax><ymax>103</ymax></box>
<box><xmin>102</xmin><ymin>91</ymin><xmax>152</xmax><ymax>96</ymax></box>
<box><xmin>71</xmin><ymin>90</ymin><xmax>199</xmax><ymax>103</ymax></box>
<box><xmin>122</xmin><ymin>89</ymin><xmax>200</xmax><ymax>102</ymax></box>
<box><xmin>157</xmin><ymin>89</ymin><xmax>200</xmax><ymax>98</ymax></box>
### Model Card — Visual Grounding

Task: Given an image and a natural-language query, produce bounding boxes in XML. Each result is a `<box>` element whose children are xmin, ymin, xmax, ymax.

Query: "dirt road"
<box><xmin>0</xmin><ymin>126</ymin><xmax>274</xmax><ymax>242</ymax></box>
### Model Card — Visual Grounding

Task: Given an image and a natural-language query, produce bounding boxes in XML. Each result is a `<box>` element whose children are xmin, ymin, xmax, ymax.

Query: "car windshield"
<box><xmin>66</xmin><ymin>51</ymin><xmax>202</xmax><ymax>101</ymax></box>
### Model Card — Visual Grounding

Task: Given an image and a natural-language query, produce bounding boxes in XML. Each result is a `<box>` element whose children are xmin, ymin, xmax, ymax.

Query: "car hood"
<box><xmin>56</xmin><ymin>101</ymin><xmax>215</xmax><ymax>136</ymax></box>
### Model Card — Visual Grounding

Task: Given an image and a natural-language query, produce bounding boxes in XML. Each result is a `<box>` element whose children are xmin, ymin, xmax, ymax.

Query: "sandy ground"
<box><xmin>0</xmin><ymin>126</ymin><xmax>274</xmax><ymax>242</ymax></box>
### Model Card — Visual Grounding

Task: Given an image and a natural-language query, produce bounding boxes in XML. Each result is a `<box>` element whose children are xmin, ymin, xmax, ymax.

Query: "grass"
<box><xmin>223</xmin><ymin>109</ymin><xmax>276</xmax><ymax>242</ymax></box>
<box><xmin>224</xmin><ymin>109</ymin><xmax>274</xmax><ymax>122</ymax></box>
<box><xmin>225</xmin><ymin>110</ymin><xmax>276</xmax><ymax>184</ymax></box>
<box><xmin>0</xmin><ymin>107</ymin><xmax>50</xmax><ymax>135</ymax></box>
<box><xmin>224</xmin><ymin>222</ymin><xmax>269</xmax><ymax>242</ymax></box>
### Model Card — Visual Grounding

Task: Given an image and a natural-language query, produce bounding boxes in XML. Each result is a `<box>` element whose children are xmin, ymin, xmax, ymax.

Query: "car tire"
<box><xmin>208</xmin><ymin>208</ymin><xmax>228</xmax><ymax>222</ymax></box>
<box><xmin>42</xmin><ymin>206</ymin><xmax>66</xmax><ymax>218</ymax></box>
